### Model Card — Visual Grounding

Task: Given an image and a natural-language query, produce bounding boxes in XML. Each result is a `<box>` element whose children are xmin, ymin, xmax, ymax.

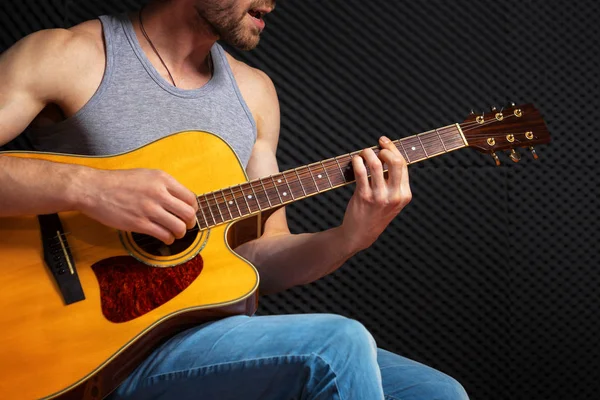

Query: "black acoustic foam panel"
<box><xmin>1</xmin><ymin>1</ymin><xmax>598</xmax><ymax>399</ymax></box>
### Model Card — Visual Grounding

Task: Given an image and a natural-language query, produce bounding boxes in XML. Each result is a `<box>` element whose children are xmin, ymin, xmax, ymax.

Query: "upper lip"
<box><xmin>251</xmin><ymin>7</ymin><xmax>273</xmax><ymax>15</ymax></box>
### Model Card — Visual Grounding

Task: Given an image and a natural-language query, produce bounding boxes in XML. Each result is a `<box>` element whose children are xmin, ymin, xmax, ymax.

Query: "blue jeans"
<box><xmin>111</xmin><ymin>314</ymin><xmax>468</xmax><ymax>399</ymax></box>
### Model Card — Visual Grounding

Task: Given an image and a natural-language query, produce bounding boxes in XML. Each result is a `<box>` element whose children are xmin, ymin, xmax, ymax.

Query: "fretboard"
<box><xmin>195</xmin><ymin>124</ymin><xmax>466</xmax><ymax>229</ymax></box>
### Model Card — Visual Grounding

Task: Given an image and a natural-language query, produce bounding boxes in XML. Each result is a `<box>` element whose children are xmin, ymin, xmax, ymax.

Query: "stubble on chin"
<box><xmin>193</xmin><ymin>1</ymin><xmax>261</xmax><ymax>50</ymax></box>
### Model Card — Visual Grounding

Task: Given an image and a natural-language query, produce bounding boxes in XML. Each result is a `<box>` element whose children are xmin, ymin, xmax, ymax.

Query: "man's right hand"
<box><xmin>77</xmin><ymin>168</ymin><xmax>199</xmax><ymax>245</ymax></box>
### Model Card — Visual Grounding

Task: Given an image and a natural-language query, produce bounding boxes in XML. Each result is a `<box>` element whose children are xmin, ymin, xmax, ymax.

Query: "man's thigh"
<box><xmin>110</xmin><ymin>313</ymin><xmax>381</xmax><ymax>400</ymax></box>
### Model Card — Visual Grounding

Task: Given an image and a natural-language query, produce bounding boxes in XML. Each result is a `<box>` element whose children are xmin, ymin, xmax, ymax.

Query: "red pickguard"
<box><xmin>91</xmin><ymin>256</ymin><xmax>204</xmax><ymax>323</ymax></box>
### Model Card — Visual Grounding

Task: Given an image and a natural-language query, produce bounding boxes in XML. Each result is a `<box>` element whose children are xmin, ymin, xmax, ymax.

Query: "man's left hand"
<box><xmin>340</xmin><ymin>136</ymin><xmax>412</xmax><ymax>252</ymax></box>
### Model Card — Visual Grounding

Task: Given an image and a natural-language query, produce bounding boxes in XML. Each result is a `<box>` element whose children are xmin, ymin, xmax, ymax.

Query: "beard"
<box><xmin>194</xmin><ymin>0</ymin><xmax>270</xmax><ymax>51</ymax></box>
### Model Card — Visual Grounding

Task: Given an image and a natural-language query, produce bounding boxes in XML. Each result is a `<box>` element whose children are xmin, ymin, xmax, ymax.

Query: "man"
<box><xmin>0</xmin><ymin>0</ymin><xmax>469</xmax><ymax>398</ymax></box>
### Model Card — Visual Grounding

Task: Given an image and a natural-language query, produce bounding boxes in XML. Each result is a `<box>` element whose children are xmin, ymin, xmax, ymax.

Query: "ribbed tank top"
<box><xmin>24</xmin><ymin>14</ymin><xmax>257</xmax><ymax>167</ymax></box>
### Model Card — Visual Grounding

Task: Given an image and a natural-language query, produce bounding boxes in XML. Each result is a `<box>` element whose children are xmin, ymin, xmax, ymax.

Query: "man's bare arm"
<box><xmin>233</xmin><ymin>69</ymin><xmax>412</xmax><ymax>295</ymax></box>
<box><xmin>0</xmin><ymin>29</ymin><xmax>89</xmax><ymax>215</ymax></box>
<box><xmin>0</xmin><ymin>29</ymin><xmax>198</xmax><ymax>243</ymax></box>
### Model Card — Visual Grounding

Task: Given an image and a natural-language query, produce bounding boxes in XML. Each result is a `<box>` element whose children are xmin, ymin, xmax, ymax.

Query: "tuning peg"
<box><xmin>491</xmin><ymin>152</ymin><xmax>501</xmax><ymax>166</ymax></box>
<box><xmin>529</xmin><ymin>146</ymin><xmax>539</xmax><ymax>160</ymax></box>
<box><xmin>508</xmin><ymin>149</ymin><xmax>521</xmax><ymax>163</ymax></box>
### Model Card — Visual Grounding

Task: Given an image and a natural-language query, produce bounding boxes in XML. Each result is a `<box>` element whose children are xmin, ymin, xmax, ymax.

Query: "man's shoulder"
<box><xmin>224</xmin><ymin>52</ymin><xmax>275</xmax><ymax>95</ymax></box>
<box><xmin>0</xmin><ymin>18</ymin><xmax>106</xmax><ymax>117</ymax></box>
<box><xmin>68</xmin><ymin>19</ymin><xmax>104</xmax><ymax>49</ymax></box>
<box><xmin>60</xmin><ymin>19</ymin><xmax>105</xmax><ymax>64</ymax></box>
<box><xmin>2</xmin><ymin>20</ymin><xmax>104</xmax><ymax>85</ymax></box>
<box><xmin>10</xmin><ymin>19</ymin><xmax>102</xmax><ymax>62</ymax></box>
<box><xmin>223</xmin><ymin>51</ymin><xmax>278</xmax><ymax>132</ymax></box>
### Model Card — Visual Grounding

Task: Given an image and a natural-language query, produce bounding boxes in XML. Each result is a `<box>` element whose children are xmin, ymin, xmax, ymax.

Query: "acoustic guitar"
<box><xmin>0</xmin><ymin>104</ymin><xmax>550</xmax><ymax>399</ymax></box>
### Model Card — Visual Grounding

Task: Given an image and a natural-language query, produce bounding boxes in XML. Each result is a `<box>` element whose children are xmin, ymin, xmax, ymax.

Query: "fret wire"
<box><xmin>247</xmin><ymin>183</ymin><xmax>262</xmax><ymax>211</ymax></box>
<box><xmin>436</xmin><ymin>126</ymin><xmax>454</xmax><ymax>140</ymax></box>
<box><xmin>435</xmin><ymin>128</ymin><xmax>448</xmax><ymax>152</ymax></box>
<box><xmin>392</xmin><ymin>140</ymin><xmax>403</xmax><ymax>159</ymax></box>
<box><xmin>282</xmin><ymin>172</ymin><xmax>295</xmax><ymax>200</ymax></box>
<box><xmin>420</xmin><ymin>135</ymin><xmax>447</xmax><ymax>155</ymax></box>
<box><xmin>203</xmin><ymin>194</ymin><xmax>217</xmax><ymax>225</ymax></box>
<box><xmin>258</xmin><ymin>178</ymin><xmax>274</xmax><ymax>207</ymax></box>
<box><xmin>294</xmin><ymin>168</ymin><xmax>308</xmax><ymax>196</ymax></box>
<box><xmin>211</xmin><ymin>192</ymin><xmax>224</xmax><ymax>222</ymax></box>
<box><xmin>319</xmin><ymin>160</ymin><xmax>334</xmax><ymax>188</ymax></box>
<box><xmin>270</xmin><ymin>175</ymin><xmax>284</xmax><ymax>204</ymax></box>
<box><xmin>220</xmin><ymin>189</ymin><xmax>234</xmax><ymax>220</ymax></box>
<box><xmin>333</xmin><ymin>156</ymin><xmax>347</xmax><ymax>182</ymax></box>
<box><xmin>306</xmin><ymin>164</ymin><xmax>321</xmax><ymax>192</ymax></box>
<box><xmin>398</xmin><ymin>139</ymin><xmax>412</xmax><ymax>163</ymax></box>
<box><xmin>229</xmin><ymin>187</ymin><xmax>244</xmax><ymax>216</ymax></box>
<box><xmin>239</xmin><ymin>184</ymin><xmax>253</xmax><ymax>214</ymax></box>
<box><xmin>196</xmin><ymin>197</ymin><xmax>210</xmax><ymax>228</ymax></box>
<box><xmin>417</xmin><ymin>134</ymin><xmax>429</xmax><ymax>158</ymax></box>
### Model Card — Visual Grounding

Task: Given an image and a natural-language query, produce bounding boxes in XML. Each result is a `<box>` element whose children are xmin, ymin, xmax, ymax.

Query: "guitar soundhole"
<box><xmin>132</xmin><ymin>229</ymin><xmax>199</xmax><ymax>257</ymax></box>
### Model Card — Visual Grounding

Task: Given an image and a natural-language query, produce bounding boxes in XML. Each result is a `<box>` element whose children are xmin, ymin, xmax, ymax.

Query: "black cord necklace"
<box><xmin>138</xmin><ymin>7</ymin><xmax>214</xmax><ymax>88</ymax></box>
<box><xmin>139</xmin><ymin>7</ymin><xmax>177</xmax><ymax>87</ymax></box>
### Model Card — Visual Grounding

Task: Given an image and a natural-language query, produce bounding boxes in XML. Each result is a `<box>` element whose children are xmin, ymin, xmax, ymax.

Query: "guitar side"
<box><xmin>0</xmin><ymin>131</ymin><xmax>259</xmax><ymax>399</ymax></box>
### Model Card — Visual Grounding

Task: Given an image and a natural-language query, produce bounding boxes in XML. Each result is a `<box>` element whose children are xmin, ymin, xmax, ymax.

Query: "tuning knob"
<box><xmin>509</xmin><ymin>149</ymin><xmax>521</xmax><ymax>163</ymax></box>
<box><xmin>491</xmin><ymin>152</ymin><xmax>501</xmax><ymax>166</ymax></box>
<box><xmin>529</xmin><ymin>146</ymin><xmax>539</xmax><ymax>160</ymax></box>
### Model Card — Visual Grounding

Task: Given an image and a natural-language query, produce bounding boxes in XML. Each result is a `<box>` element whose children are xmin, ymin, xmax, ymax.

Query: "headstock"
<box><xmin>461</xmin><ymin>103</ymin><xmax>551</xmax><ymax>165</ymax></box>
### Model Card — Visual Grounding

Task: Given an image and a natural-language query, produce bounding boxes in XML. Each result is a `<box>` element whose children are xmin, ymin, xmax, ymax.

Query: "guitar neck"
<box><xmin>195</xmin><ymin>123</ymin><xmax>467</xmax><ymax>229</ymax></box>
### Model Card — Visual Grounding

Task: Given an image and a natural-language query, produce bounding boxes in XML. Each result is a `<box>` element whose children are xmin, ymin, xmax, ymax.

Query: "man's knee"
<box><xmin>304</xmin><ymin>315</ymin><xmax>384</xmax><ymax>396</ymax></box>
<box><xmin>419</xmin><ymin>374</ymin><xmax>469</xmax><ymax>400</ymax></box>
<box><xmin>316</xmin><ymin>314</ymin><xmax>377</xmax><ymax>353</ymax></box>
<box><xmin>294</xmin><ymin>314</ymin><xmax>379</xmax><ymax>377</ymax></box>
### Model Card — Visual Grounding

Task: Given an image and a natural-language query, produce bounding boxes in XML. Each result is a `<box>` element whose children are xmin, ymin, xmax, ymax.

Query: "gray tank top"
<box><xmin>24</xmin><ymin>14</ymin><xmax>257</xmax><ymax>167</ymax></box>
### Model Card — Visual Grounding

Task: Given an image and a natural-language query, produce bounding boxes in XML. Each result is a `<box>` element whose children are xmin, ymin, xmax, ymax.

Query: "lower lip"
<box><xmin>249</xmin><ymin>14</ymin><xmax>265</xmax><ymax>31</ymax></box>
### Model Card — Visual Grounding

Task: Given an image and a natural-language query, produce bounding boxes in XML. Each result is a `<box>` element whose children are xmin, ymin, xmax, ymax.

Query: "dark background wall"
<box><xmin>1</xmin><ymin>1</ymin><xmax>598</xmax><ymax>399</ymax></box>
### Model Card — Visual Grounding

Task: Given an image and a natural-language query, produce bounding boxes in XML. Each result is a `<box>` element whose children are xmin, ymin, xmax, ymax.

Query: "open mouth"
<box><xmin>248</xmin><ymin>9</ymin><xmax>264</xmax><ymax>20</ymax></box>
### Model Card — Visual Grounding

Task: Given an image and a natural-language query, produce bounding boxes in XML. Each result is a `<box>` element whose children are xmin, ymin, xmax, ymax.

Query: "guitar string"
<box><xmin>48</xmin><ymin>120</ymin><xmax>531</xmax><ymax>255</ymax></box>
<box><xmin>49</xmin><ymin>120</ymin><xmax>532</xmax><ymax>255</ymax></box>
<box><xmin>47</xmin><ymin>116</ymin><xmax>536</xmax><ymax>253</ymax></box>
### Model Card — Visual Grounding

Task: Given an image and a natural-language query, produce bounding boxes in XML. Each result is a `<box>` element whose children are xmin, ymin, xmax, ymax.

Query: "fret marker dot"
<box><xmin>411</xmin><ymin>146</ymin><xmax>416</xmax><ymax>151</ymax></box>
<box><xmin>229</xmin><ymin>201</ymin><xmax>233</xmax><ymax>205</ymax></box>
<box><xmin>277</xmin><ymin>179</ymin><xmax>282</xmax><ymax>183</ymax></box>
<box><xmin>283</xmin><ymin>192</ymin><xmax>288</xmax><ymax>196</ymax></box>
<box><xmin>317</xmin><ymin>174</ymin><xmax>322</xmax><ymax>179</ymax></box>
<box><xmin>248</xmin><ymin>195</ymin><xmax>253</xmax><ymax>199</ymax></box>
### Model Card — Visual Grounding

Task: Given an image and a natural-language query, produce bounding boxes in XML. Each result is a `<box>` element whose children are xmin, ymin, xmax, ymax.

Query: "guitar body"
<box><xmin>0</xmin><ymin>131</ymin><xmax>260</xmax><ymax>399</ymax></box>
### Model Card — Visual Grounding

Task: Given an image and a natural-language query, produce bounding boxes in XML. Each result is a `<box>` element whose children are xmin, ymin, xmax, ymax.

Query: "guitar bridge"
<box><xmin>38</xmin><ymin>214</ymin><xmax>85</xmax><ymax>305</ymax></box>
